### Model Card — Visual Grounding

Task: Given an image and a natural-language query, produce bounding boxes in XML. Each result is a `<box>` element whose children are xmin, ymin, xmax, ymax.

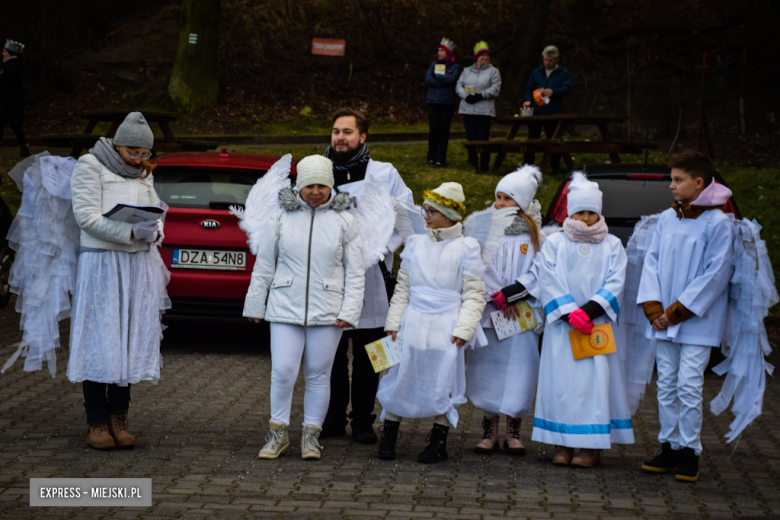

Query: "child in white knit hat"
<box><xmin>468</xmin><ymin>165</ymin><xmax>545</xmax><ymax>456</ymax></box>
<box><xmin>377</xmin><ymin>181</ymin><xmax>487</xmax><ymax>463</ymax></box>
<box><xmin>517</xmin><ymin>171</ymin><xmax>633</xmax><ymax>468</ymax></box>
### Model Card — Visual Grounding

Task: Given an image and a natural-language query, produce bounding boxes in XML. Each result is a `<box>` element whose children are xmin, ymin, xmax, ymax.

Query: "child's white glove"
<box><xmin>133</xmin><ymin>220</ymin><xmax>159</xmax><ymax>243</ymax></box>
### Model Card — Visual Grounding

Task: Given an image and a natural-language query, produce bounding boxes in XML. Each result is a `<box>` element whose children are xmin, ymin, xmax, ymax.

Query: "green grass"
<box><xmin>1</xmin><ymin>143</ymin><xmax>777</xmax><ymax>316</ymax></box>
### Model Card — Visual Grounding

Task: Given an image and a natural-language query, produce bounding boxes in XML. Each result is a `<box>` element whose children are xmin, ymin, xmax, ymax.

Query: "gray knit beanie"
<box><xmin>113</xmin><ymin>112</ymin><xmax>154</xmax><ymax>149</ymax></box>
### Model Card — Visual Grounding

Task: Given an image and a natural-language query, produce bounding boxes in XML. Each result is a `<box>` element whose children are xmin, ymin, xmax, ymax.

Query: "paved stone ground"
<box><xmin>0</xmin><ymin>299</ymin><xmax>778</xmax><ymax>520</ymax></box>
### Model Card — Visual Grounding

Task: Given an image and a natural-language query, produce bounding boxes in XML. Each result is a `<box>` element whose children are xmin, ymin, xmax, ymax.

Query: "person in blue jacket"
<box><xmin>522</xmin><ymin>46</ymin><xmax>571</xmax><ymax>173</ymax></box>
<box><xmin>425</xmin><ymin>38</ymin><xmax>460</xmax><ymax>168</ymax></box>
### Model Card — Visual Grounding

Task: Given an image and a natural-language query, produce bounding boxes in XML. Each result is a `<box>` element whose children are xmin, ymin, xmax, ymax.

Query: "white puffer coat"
<box><xmin>243</xmin><ymin>188</ymin><xmax>365</xmax><ymax>327</ymax></box>
<box><xmin>70</xmin><ymin>153</ymin><xmax>164</xmax><ymax>251</ymax></box>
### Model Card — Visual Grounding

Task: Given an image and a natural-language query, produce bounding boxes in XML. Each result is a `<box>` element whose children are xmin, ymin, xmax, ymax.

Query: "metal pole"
<box><xmin>698</xmin><ymin>52</ymin><xmax>708</xmax><ymax>153</ymax></box>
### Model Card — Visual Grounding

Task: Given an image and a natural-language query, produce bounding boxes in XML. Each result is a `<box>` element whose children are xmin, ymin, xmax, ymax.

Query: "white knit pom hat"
<box><xmin>495</xmin><ymin>164</ymin><xmax>542</xmax><ymax>212</ymax></box>
<box><xmin>566</xmin><ymin>171</ymin><xmax>603</xmax><ymax>216</ymax></box>
<box><xmin>296</xmin><ymin>155</ymin><xmax>334</xmax><ymax>189</ymax></box>
<box><xmin>423</xmin><ymin>182</ymin><xmax>466</xmax><ymax>221</ymax></box>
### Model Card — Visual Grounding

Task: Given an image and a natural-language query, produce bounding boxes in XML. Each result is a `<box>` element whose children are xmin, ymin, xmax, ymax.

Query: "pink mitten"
<box><xmin>491</xmin><ymin>290</ymin><xmax>508</xmax><ymax>310</ymax></box>
<box><xmin>568</xmin><ymin>308</ymin><xmax>593</xmax><ymax>334</ymax></box>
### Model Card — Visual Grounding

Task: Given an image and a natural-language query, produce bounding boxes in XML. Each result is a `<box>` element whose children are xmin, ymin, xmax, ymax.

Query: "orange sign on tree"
<box><xmin>311</xmin><ymin>38</ymin><xmax>346</xmax><ymax>56</ymax></box>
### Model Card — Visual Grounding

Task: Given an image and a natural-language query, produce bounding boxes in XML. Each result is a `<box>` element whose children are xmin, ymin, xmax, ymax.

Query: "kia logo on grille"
<box><xmin>201</xmin><ymin>219</ymin><xmax>220</xmax><ymax>229</ymax></box>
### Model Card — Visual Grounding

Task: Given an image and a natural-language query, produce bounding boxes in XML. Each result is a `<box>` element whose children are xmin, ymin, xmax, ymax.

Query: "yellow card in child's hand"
<box><xmin>569</xmin><ymin>323</ymin><xmax>616</xmax><ymax>360</ymax></box>
<box><xmin>434</xmin><ymin>64</ymin><xmax>446</xmax><ymax>75</ymax></box>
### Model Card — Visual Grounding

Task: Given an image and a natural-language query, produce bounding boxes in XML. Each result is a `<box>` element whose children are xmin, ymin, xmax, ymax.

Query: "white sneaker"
<box><xmin>258</xmin><ymin>420</ymin><xmax>289</xmax><ymax>459</ymax></box>
<box><xmin>301</xmin><ymin>424</ymin><xmax>323</xmax><ymax>460</ymax></box>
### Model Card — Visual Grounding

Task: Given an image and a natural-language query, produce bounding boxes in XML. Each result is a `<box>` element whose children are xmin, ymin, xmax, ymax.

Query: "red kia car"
<box><xmin>152</xmin><ymin>149</ymin><xmax>297</xmax><ymax>320</ymax></box>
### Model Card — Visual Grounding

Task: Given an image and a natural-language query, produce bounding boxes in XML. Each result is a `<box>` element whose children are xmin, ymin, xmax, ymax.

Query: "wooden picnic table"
<box><xmin>462</xmin><ymin>114</ymin><xmax>659</xmax><ymax>172</ymax></box>
<box><xmin>42</xmin><ymin>109</ymin><xmax>212</xmax><ymax>157</ymax></box>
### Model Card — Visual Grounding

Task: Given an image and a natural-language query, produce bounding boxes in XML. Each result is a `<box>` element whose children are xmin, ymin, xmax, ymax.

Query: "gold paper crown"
<box><xmin>4</xmin><ymin>40</ymin><xmax>24</xmax><ymax>54</ymax></box>
<box><xmin>439</xmin><ymin>38</ymin><xmax>455</xmax><ymax>53</ymax></box>
<box><xmin>473</xmin><ymin>41</ymin><xmax>489</xmax><ymax>56</ymax></box>
<box><xmin>423</xmin><ymin>189</ymin><xmax>466</xmax><ymax>216</ymax></box>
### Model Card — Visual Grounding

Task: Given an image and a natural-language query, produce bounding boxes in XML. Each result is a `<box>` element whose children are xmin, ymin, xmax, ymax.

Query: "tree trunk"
<box><xmin>501</xmin><ymin>0</ymin><xmax>552</xmax><ymax>109</ymax></box>
<box><xmin>168</xmin><ymin>0</ymin><xmax>220</xmax><ymax>112</ymax></box>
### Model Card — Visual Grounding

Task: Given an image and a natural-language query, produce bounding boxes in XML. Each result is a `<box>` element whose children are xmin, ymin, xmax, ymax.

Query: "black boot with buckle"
<box><xmin>641</xmin><ymin>442</ymin><xmax>680</xmax><ymax>473</ymax></box>
<box><xmin>417</xmin><ymin>423</ymin><xmax>449</xmax><ymax>464</ymax></box>
<box><xmin>377</xmin><ymin>420</ymin><xmax>401</xmax><ymax>460</ymax></box>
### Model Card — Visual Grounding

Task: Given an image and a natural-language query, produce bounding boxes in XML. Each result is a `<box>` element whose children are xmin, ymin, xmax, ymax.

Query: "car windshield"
<box><xmin>596</xmin><ymin>179</ymin><xmax>673</xmax><ymax>219</ymax></box>
<box><xmin>153</xmin><ymin>167</ymin><xmax>266</xmax><ymax>209</ymax></box>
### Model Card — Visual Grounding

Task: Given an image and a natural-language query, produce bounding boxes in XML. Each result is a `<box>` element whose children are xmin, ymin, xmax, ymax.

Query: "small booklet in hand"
<box><xmin>569</xmin><ymin>323</ymin><xmax>616</xmax><ymax>360</ymax></box>
<box><xmin>490</xmin><ymin>301</ymin><xmax>537</xmax><ymax>341</ymax></box>
<box><xmin>365</xmin><ymin>335</ymin><xmax>404</xmax><ymax>373</ymax></box>
<box><xmin>103</xmin><ymin>204</ymin><xmax>164</xmax><ymax>224</ymax></box>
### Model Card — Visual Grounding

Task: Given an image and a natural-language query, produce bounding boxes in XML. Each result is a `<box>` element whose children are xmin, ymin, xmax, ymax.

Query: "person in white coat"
<box><xmin>67</xmin><ymin>112</ymin><xmax>168</xmax><ymax>451</ymax></box>
<box><xmin>513</xmin><ymin>172</ymin><xmax>633</xmax><ymax>468</ymax></box>
<box><xmin>320</xmin><ymin>108</ymin><xmax>414</xmax><ymax>444</ymax></box>
<box><xmin>637</xmin><ymin>151</ymin><xmax>734</xmax><ymax>482</ymax></box>
<box><xmin>244</xmin><ymin>155</ymin><xmax>365</xmax><ymax>460</ymax></box>
<box><xmin>467</xmin><ymin>165</ymin><xmax>544</xmax><ymax>456</ymax></box>
<box><xmin>378</xmin><ymin>182</ymin><xmax>487</xmax><ymax>463</ymax></box>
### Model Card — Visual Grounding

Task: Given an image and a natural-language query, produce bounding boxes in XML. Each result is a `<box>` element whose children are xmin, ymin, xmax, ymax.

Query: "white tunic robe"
<box><xmin>335</xmin><ymin>159</ymin><xmax>414</xmax><ymax>329</ymax></box>
<box><xmin>377</xmin><ymin>232</ymin><xmax>485</xmax><ymax>427</ymax></box>
<box><xmin>525</xmin><ymin>232</ymin><xmax>634</xmax><ymax>449</ymax></box>
<box><xmin>467</xmin><ymin>233</ymin><xmax>542</xmax><ymax>418</ymax></box>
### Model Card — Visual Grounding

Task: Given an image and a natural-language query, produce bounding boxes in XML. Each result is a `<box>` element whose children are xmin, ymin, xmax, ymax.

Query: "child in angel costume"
<box><xmin>620</xmin><ymin>150</ymin><xmax>777</xmax><ymax>483</ymax></box>
<box><xmin>377</xmin><ymin>182</ymin><xmax>517</xmax><ymax>463</ymax></box>
<box><xmin>496</xmin><ymin>171</ymin><xmax>634</xmax><ymax>468</ymax></box>
<box><xmin>233</xmin><ymin>154</ymin><xmax>393</xmax><ymax>460</ymax></box>
<box><xmin>2</xmin><ymin>112</ymin><xmax>170</xmax><ymax>451</ymax></box>
<box><xmin>466</xmin><ymin>165</ymin><xmax>546</xmax><ymax>455</ymax></box>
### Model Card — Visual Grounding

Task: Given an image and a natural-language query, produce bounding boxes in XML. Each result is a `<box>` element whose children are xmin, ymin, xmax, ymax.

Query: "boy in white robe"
<box><xmin>512</xmin><ymin>171</ymin><xmax>633</xmax><ymax>468</ymax></box>
<box><xmin>378</xmin><ymin>182</ymin><xmax>486</xmax><ymax>463</ymax></box>
<box><xmin>638</xmin><ymin>150</ymin><xmax>734</xmax><ymax>482</ymax></box>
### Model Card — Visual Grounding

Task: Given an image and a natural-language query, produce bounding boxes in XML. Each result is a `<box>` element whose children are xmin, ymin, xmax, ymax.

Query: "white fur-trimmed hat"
<box><xmin>296</xmin><ymin>155</ymin><xmax>334</xmax><ymax>189</ymax></box>
<box><xmin>566</xmin><ymin>171</ymin><xmax>602</xmax><ymax>216</ymax></box>
<box><xmin>495</xmin><ymin>165</ymin><xmax>542</xmax><ymax>213</ymax></box>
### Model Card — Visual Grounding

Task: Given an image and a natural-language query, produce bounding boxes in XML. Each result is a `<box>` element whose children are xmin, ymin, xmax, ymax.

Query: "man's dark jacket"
<box><xmin>524</xmin><ymin>65</ymin><xmax>571</xmax><ymax>116</ymax></box>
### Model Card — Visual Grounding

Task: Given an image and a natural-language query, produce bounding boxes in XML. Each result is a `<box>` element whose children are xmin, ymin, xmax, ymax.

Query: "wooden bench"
<box><xmin>462</xmin><ymin>114</ymin><xmax>660</xmax><ymax>172</ymax></box>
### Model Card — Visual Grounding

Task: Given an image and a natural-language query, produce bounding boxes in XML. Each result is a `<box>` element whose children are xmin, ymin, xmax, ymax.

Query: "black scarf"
<box><xmin>325</xmin><ymin>144</ymin><xmax>370</xmax><ymax>186</ymax></box>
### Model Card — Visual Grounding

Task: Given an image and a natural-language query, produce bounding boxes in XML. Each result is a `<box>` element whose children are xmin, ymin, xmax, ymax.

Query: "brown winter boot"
<box><xmin>108</xmin><ymin>412</ymin><xmax>136</xmax><ymax>449</ymax></box>
<box><xmin>503</xmin><ymin>416</ymin><xmax>526</xmax><ymax>455</ymax></box>
<box><xmin>552</xmin><ymin>446</ymin><xmax>574</xmax><ymax>466</ymax></box>
<box><xmin>571</xmin><ymin>448</ymin><xmax>601</xmax><ymax>468</ymax></box>
<box><xmin>474</xmin><ymin>416</ymin><xmax>500</xmax><ymax>454</ymax></box>
<box><xmin>87</xmin><ymin>423</ymin><xmax>116</xmax><ymax>450</ymax></box>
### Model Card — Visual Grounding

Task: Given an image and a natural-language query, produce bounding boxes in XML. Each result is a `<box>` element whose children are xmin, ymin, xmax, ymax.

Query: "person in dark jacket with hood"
<box><xmin>0</xmin><ymin>40</ymin><xmax>29</xmax><ymax>157</ymax></box>
<box><xmin>425</xmin><ymin>38</ymin><xmax>460</xmax><ymax>168</ymax></box>
<box><xmin>523</xmin><ymin>45</ymin><xmax>571</xmax><ymax>173</ymax></box>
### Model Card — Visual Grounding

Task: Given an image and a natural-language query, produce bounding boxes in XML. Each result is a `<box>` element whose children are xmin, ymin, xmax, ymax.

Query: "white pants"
<box><xmin>656</xmin><ymin>340</ymin><xmax>712</xmax><ymax>455</ymax></box>
<box><xmin>270</xmin><ymin>323</ymin><xmax>344</xmax><ymax>427</ymax></box>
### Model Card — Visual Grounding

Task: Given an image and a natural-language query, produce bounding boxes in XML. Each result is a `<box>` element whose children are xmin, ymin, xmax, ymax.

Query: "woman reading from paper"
<box><xmin>243</xmin><ymin>155</ymin><xmax>365</xmax><ymax>461</ymax></box>
<box><xmin>68</xmin><ymin>112</ymin><xmax>169</xmax><ymax>451</ymax></box>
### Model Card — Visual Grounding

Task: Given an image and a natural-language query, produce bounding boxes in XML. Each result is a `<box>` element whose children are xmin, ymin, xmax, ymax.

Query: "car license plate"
<box><xmin>172</xmin><ymin>249</ymin><xmax>247</xmax><ymax>271</ymax></box>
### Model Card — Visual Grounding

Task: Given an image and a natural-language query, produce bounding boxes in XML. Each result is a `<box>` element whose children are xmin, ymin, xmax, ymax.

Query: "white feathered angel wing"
<box><xmin>710</xmin><ymin>218</ymin><xmax>778</xmax><ymax>442</ymax></box>
<box><xmin>2</xmin><ymin>153</ymin><xmax>80</xmax><ymax>378</ymax></box>
<box><xmin>463</xmin><ymin>206</ymin><xmax>518</xmax><ymax>266</ymax></box>
<box><xmin>393</xmin><ymin>199</ymin><xmax>426</xmax><ymax>242</ymax></box>
<box><xmin>351</xmin><ymin>179</ymin><xmax>395</xmax><ymax>270</ymax></box>
<box><xmin>614</xmin><ymin>213</ymin><xmax>662</xmax><ymax>415</ymax></box>
<box><xmin>230</xmin><ymin>154</ymin><xmax>292</xmax><ymax>255</ymax></box>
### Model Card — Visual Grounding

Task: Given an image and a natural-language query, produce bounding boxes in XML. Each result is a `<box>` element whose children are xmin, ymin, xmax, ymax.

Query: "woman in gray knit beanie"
<box><xmin>67</xmin><ymin>111</ymin><xmax>169</xmax><ymax>452</ymax></box>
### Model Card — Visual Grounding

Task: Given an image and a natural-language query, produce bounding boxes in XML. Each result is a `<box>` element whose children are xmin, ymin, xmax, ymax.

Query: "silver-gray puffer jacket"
<box><xmin>456</xmin><ymin>63</ymin><xmax>502</xmax><ymax>117</ymax></box>
<box><xmin>243</xmin><ymin>188</ymin><xmax>365</xmax><ymax>327</ymax></box>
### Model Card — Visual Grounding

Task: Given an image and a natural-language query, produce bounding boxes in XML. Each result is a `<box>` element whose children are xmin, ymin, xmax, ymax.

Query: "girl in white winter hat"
<box><xmin>467</xmin><ymin>165</ymin><xmax>546</xmax><ymax>456</ymax></box>
<box><xmin>377</xmin><ymin>182</ymin><xmax>487</xmax><ymax>463</ymax></box>
<box><xmin>509</xmin><ymin>171</ymin><xmax>634</xmax><ymax>468</ymax></box>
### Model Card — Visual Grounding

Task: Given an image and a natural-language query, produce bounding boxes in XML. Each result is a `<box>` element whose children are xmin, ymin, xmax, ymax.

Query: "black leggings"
<box><xmin>82</xmin><ymin>381</ymin><xmax>131</xmax><ymax>426</ymax></box>
<box><xmin>0</xmin><ymin>118</ymin><xmax>29</xmax><ymax>156</ymax></box>
<box><xmin>427</xmin><ymin>103</ymin><xmax>456</xmax><ymax>164</ymax></box>
<box><xmin>463</xmin><ymin>114</ymin><xmax>493</xmax><ymax>172</ymax></box>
